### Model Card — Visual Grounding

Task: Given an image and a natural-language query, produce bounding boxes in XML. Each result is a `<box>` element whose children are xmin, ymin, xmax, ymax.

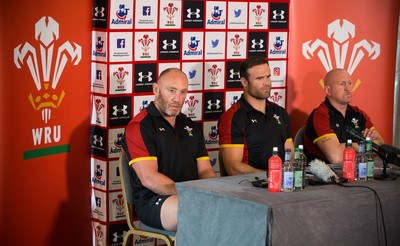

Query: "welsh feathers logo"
<box><xmin>302</xmin><ymin>19</ymin><xmax>380</xmax><ymax>90</ymax></box>
<box><xmin>14</xmin><ymin>16</ymin><xmax>82</xmax><ymax>123</ymax></box>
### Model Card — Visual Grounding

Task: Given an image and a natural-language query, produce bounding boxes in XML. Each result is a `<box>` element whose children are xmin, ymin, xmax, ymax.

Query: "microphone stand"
<box><xmin>372</xmin><ymin>145</ymin><xmax>397</xmax><ymax>181</ymax></box>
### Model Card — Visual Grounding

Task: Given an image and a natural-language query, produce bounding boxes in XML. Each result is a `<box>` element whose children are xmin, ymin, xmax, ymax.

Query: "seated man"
<box><xmin>218</xmin><ymin>56</ymin><xmax>294</xmax><ymax>175</ymax></box>
<box><xmin>304</xmin><ymin>68</ymin><xmax>384</xmax><ymax>164</ymax></box>
<box><xmin>122</xmin><ymin>68</ymin><xmax>215</xmax><ymax>231</ymax></box>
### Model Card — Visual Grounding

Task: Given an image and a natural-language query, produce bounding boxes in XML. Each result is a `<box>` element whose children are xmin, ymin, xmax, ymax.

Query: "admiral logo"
<box><xmin>252</xmin><ymin>5</ymin><xmax>266</xmax><ymax>26</ymax></box>
<box><xmin>208</xmin><ymin>6</ymin><xmax>225</xmax><ymax>25</ymax></box>
<box><xmin>14</xmin><ymin>17</ymin><xmax>82</xmax><ymax>158</ymax></box>
<box><xmin>94</xmin><ymin>36</ymin><xmax>106</xmax><ymax>57</ymax></box>
<box><xmin>205</xmin><ymin>125</ymin><xmax>219</xmax><ymax>145</ymax></box>
<box><xmin>113</xmin><ymin>67</ymin><xmax>128</xmax><ymax>91</ymax></box>
<box><xmin>184</xmin><ymin>96</ymin><xmax>199</xmax><ymax>118</ymax></box>
<box><xmin>208</xmin><ymin>64</ymin><xmax>222</xmax><ymax>87</ymax></box>
<box><xmin>140</xmin><ymin>100</ymin><xmax>149</xmax><ymax>111</ymax></box>
<box><xmin>184</xmin><ymin>36</ymin><xmax>202</xmax><ymax>56</ymax></box>
<box><xmin>138</xmin><ymin>34</ymin><xmax>154</xmax><ymax>58</ymax></box>
<box><xmin>302</xmin><ymin>19</ymin><xmax>380</xmax><ymax>90</ymax></box>
<box><xmin>231</xmin><ymin>95</ymin><xmax>239</xmax><ymax>106</ymax></box>
<box><xmin>110</xmin><ymin>133</ymin><xmax>123</xmax><ymax>154</ymax></box>
<box><xmin>270</xmin><ymin>36</ymin><xmax>286</xmax><ymax>55</ymax></box>
<box><xmin>112</xmin><ymin>194</ymin><xmax>125</xmax><ymax>218</ymax></box>
<box><xmin>111</xmin><ymin>4</ymin><xmax>132</xmax><ymax>25</ymax></box>
<box><xmin>163</xmin><ymin>2</ymin><xmax>178</xmax><ymax>26</ymax></box>
<box><xmin>92</xmin><ymin>164</ymin><xmax>106</xmax><ymax>186</ymax></box>
<box><xmin>230</xmin><ymin>34</ymin><xmax>244</xmax><ymax>56</ymax></box>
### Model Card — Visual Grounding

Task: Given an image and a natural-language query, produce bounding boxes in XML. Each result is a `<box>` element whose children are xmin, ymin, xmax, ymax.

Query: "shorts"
<box><xmin>134</xmin><ymin>194</ymin><xmax>171</xmax><ymax>230</ymax></box>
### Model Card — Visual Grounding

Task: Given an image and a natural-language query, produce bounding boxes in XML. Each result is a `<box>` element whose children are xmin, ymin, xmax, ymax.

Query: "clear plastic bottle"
<box><xmin>281</xmin><ymin>149</ymin><xmax>294</xmax><ymax>192</ymax></box>
<box><xmin>293</xmin><ymin>148</ymin><xmax>303</xmax><ymax>191</ymax></box>
<box><xmin>357</xmin><ymin>141</ymin><xmax>367</xmax><ymax>181</ymax></box>
<box><xmin>365</xmin><ymin>137</ymin><xmax>374</xmax><ymax>180</ymax></box>
<box><xmin>343</xmin><ymin>139</ymin><xmax>356</xmax><ymax>182</ymax></box>
<box><xmin>268</xmin><ymin>147</ymin><xmax>282</xmax><ymax>192</ymax></box>
<box><xmin>298</xmin><ymin>145</ymin><xmax>307</xmax><ymax>188</ymax></box>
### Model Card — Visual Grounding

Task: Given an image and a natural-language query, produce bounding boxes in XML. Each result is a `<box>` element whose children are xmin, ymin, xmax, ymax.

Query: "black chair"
<box><xmin>118</xmin><ymin>150</ymin><xmax>176</xmax><ymax>246</ymax></box>
<box><xmin>218</xmin><ymin>150</ymin><xmax>228</xmax><ymax>177</ymax></box>
<box><xmin>294</xmin><ymin>126</ymin><xmax>305</xmax><ymax>148</ymax></box>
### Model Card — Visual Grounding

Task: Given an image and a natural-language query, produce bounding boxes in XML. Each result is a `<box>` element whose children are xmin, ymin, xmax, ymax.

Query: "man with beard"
<box><xmin>218</xmin><ymin>56</ymin><xmax>294</xmax><ymax>175</ymax></box>
<box><xmin>303</xmin><ymin>68</ymin><xmax>385</xmax><ymax>164</ymax></box>
<box><xmin>122</xmin><ymin>68</ymin><xmax>215</xmax><ymax>231</ymax></box>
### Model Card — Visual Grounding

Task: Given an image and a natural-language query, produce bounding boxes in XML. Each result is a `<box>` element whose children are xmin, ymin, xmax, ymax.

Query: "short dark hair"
<box><xmin>239</xmin><ymin>56</ymin><xmax>269</xmax><ymax>81</ymax></box>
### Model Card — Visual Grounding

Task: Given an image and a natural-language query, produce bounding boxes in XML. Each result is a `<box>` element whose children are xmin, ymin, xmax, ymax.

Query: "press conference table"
<box><xmin>176</xmin><ymin>172</ymin><xmax>400</xmax><ymax>246</ymax></box>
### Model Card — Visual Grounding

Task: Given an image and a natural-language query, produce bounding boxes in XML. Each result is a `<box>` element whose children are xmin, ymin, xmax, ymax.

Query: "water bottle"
<box><xmin>281</xmin><ymin>149</ymin><xmax>294</xmax><ymax>192</ymax></box>
<box><xmin>298</xmin><ymin>145</ymin><xmax>307</xmax><ymax>188</ymax></box>
<box><xmin>268</xmin><ymin>147</ymin><xmax>282</xmax><ymax>192</ymax></box>
<box><xmin>365</xmin><ymin>137</ymin><xmax>374</xmax><ymax>180</ymax></box>
<box><xmin>357</xmin><ymin>141</ymin><xmax>367</xmax><ymax>181</ymax></box>
<box><xmin>293</xmin><ymin>148</ymin><xmax>303</xmax><ymax>191</ymax></box>
<box><xmin>343</xmin><ymin>139</ymin><xmax>356</xmax><ymax>182</ymax></box>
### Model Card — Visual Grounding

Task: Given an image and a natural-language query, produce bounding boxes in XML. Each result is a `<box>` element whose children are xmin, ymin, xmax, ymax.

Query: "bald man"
<box><xmin>303</xmin><ymin>68</ymin><xmax>384</xmax><ymax>164</ymax></box>
<box><xmin>122</xmin><ymin>68</ymin><xmax>215</xmax><ymax>231</ymax></box>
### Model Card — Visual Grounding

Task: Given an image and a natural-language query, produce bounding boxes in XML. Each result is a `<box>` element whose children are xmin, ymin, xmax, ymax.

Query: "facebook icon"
<box><xmin>117</xmin><ymin>39</ymin><xmax>125</xmax><ymax>48</ymax></box>
<box><xmin>143</xmin><ymin>6</ymin><xmax>151</xmax><ymax>16</ymax></box>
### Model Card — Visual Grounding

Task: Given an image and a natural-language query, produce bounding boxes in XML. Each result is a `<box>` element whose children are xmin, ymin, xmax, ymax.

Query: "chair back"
<box><xmin>294</xmin><ymin>126</ymin><xmax>305</xmax><ymax>148</ymax></box>
<box><xmin>118</xmin><ymin>150</ymin><xmax>176</xmax><ymax>246</ymax></box>
<box><xmin>218</xmin><ymin>151</ymin><xmax>228</xmax><ymax>177</ymax></box>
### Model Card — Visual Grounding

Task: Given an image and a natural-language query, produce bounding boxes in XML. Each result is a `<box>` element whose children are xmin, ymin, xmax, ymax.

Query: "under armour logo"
<box><xmin>187</xmin><ymin>8</ymin><xmax>201</xmax><ymax>18</ymax></box>
<box><xmin>229</xmin><ymin>69</ymin><xmax>240</xmax><ymax>79</ymax></box>
<box><xmin>93</xmin><ymin>135</ymin><xmax>103</xmax><ymax>146</ymax></box>
<box><xmin>112</xmin><ymin>232</ymin><xmax>124</xmax><ymax>242</ymax></box>
<box><xmin>251</xmin><ymin>119</ymin><xmax>257</xmax><ymax>123</ymax></box>
<box><xmin>138</xmin><ymin>71</ymin><xmax>153</xmax><ymax>82</ymax></box>
<box><xmin>112</xmin><ymin>105</ymin><xmax>128</xmax><ymax>116</ymax></box>
<box><xmin>95</xmin><ymin>7</ymin><xmax>105</xmax><ymax>17</ymax></box>
<box><xmin>155</xmin><ymin>198</ymin><xmax>162</xmax><ymax>205</ymax></box>
<box><xmin>273</xmin><ymin>10</ymin><xmax>285</xmax><ymax>20</ymax></box>
<box><xmin>159</xmin><ymin>128</ymin><xmax>165</xmax><ymax>131</ymax></box>
<box><xmin>336</xmin><ymin>124</ymin><xmax>340</xmax><ymax>128</ymax></box>
<box><xmin>251</xmin><ymin>39</ymin><xmax>264</xmax><ymax>49</ymax></box>
<box><xmin>162</xmin><ymin>39</ymin><xmax>177</xmax><ymax>50</ymax></box>
<box><xmin>207</xmin><ymin>100</ymin><xmax>221</xmax><ymax>110</ymax></box>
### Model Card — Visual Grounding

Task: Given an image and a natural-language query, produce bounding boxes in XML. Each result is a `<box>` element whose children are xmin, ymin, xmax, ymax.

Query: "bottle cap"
<box><xmin>273</xmin><ymin>147</ymin><xmax>278</xmax><ymax>152</ymax></box>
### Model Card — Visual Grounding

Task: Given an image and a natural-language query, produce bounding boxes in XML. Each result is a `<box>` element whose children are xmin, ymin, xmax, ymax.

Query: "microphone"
<box><xmin>309</xmin><ymin>159</ymin><xmax>341</xmax><ymax>184</ymax></box>
<box><xmin>344</xmin><ymin>126</ymin><xmax>400</xmax><ymax>167</ymax></box>
<box><xmin>344</xmin><ymin>126</ymin><xmax>380</xmax><ymax>150</ymax></box>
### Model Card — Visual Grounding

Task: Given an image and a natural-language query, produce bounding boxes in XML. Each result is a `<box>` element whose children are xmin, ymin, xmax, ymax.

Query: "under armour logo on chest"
<box><xmin>251</xmin><ymin>119</ymin><xmax>257</xmax><ymax>123</ymax></box>
<box><xmin>159</xmin><ymin>128</ymin><xmax>165</xmax><ymax>131</ymax></box>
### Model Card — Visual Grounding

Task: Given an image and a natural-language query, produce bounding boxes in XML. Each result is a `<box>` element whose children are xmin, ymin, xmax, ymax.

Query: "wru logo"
<box><xmin>302</xmin><ymin>19</ymin><xmax>380</xmax><ymax>90</ymax></box>
<box><xmin>14</xmin><ymin>16</ymin><xmax>82</xmax><ymax>123</ymax></box>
